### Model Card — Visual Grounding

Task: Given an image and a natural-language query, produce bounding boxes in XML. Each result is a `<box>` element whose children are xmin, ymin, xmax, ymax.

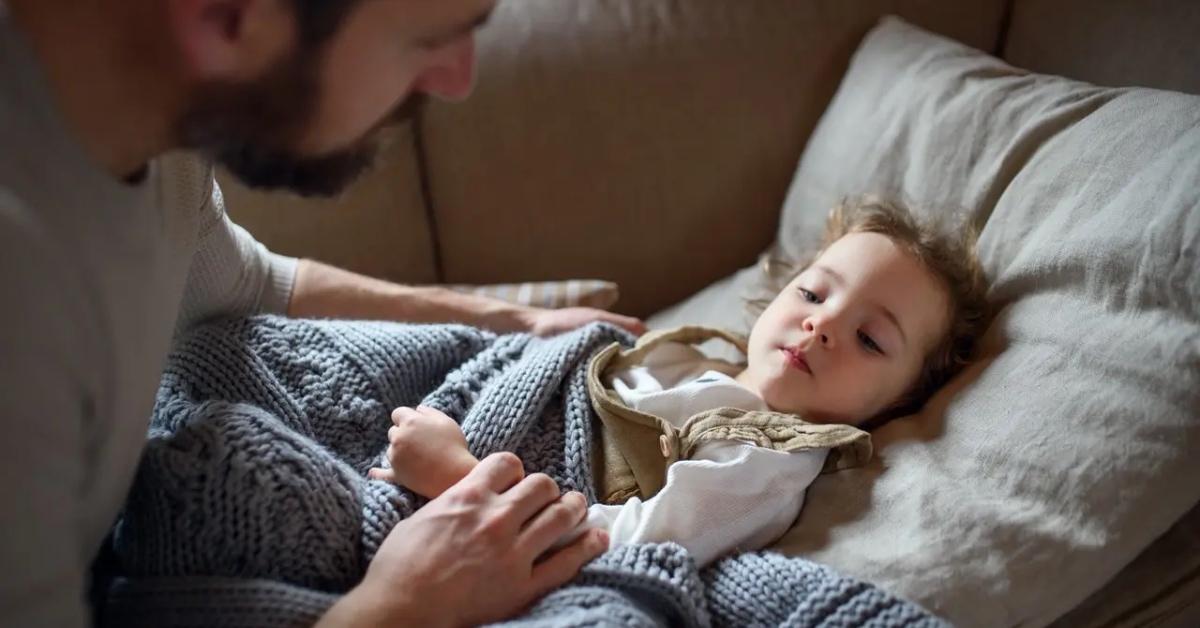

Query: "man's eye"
<box><xmin>858</xmin><ymin>330</ymin><xmax>884</xmax><ymax>355</ymax></box>
<box><xmin>799</xmin><ymin>288</ymin><xmax>822</xmax><ymax>304</ymax></box>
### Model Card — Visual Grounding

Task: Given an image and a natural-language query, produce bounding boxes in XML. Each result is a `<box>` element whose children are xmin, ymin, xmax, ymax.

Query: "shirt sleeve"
<box><xmin>0</xmin><ymin>193</ymin><xmax>90</xmax><ymax>627</ymax></box>
<box><xmin>584</xmin><ymin>443</ymin><xmax>829</xmax><ymax>568</ymax></box>
<box><xmin>176</xmin><ymin>178</ymin><xmax>297</xmax><ymax>332</ymax></box>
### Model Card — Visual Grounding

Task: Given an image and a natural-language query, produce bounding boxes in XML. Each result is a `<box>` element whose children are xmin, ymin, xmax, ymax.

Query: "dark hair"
<box><xmin>289</xmin><ymin>0</ymin><xmax>365</xmax><ymax>47</ymax></box>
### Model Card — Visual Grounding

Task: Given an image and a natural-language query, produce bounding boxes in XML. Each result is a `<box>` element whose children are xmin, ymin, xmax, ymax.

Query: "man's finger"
<box><xmin>501</xmin><ymin>473</ymin><xmax>562</xmax><ymax>525</ymax></box>
<box><xmin>605</xmin><ymin>313</ymin><xmax>645</xmax><ymax>335</ymax></box>
<box><xmin>516</xmin><ymin>491</ymin><xmax>588</xmax><ymax>558</ymax></box>
<box><xmin>528</xmin><ymin>528</ymin><xmax>608</xmax><ymax>596</ymax></box>
<box><xmin>462</xmin><ymin>451</ymin><xmax>525</xmax><ymax>494</ymax></box>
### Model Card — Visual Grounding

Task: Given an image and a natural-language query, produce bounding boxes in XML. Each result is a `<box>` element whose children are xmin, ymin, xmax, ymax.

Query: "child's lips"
<box><xmin>781</xmin><ymin>347</ymin><xmax>812</xmax><ymax>374</ymax></box>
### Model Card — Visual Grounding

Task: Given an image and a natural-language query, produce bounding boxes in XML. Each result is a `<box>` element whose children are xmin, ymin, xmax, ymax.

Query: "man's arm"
<box><xmin>177</xmin><ymin>178</ymin><xmax>298</xmax><ymax>331</ymax></box>
<box><xmin>191</xmin><ymin>176</ymin><xmax>644</xmax><ymax>336</ymax></box>
<box><xmin>288</xmin><ymin>259</ymin><xmax>645</xmax><ymax>335</ymax></box>
<box><xmin>289</xmin><ymin>259</ymin><xmax>530</xmax><ymax>330</ymax></box>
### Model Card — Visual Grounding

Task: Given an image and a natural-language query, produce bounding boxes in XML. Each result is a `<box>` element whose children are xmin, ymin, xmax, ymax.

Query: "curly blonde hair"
<box><xmin>749</xmin><ymin>196</ymin><xmax>990</xmax><ymax>422</ymax></box>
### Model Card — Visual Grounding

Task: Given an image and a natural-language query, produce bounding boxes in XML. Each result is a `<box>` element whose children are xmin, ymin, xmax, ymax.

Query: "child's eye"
<box><xmin>798</xmin><ymin>288</ymin><xmax>822</xmax><ymax>304</ymax></box>
<box><xmin>858</xmin><ymin>330</ymin><xmax>884</xmax><ymax>355</ymax></box>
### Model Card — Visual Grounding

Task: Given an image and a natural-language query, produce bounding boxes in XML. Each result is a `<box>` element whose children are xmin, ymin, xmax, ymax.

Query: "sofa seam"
<box><xmin>410</xmin><ymin>109</ymin><xmax>446</xmax><ymax>283</ymax></box>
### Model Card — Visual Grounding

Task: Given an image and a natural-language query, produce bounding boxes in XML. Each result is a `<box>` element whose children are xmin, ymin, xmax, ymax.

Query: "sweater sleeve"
<box><xmin>585</xmin><ymin>444</ymin><xmax>828</xmax><ymax>568</ymax></box>
<box><xmin>0</xmin><ymin>191</ymin><xmax>90</xmax><ymax>627</ymax></box>
<box><xmin>176</xmin><ymin>178</ymin><xmax>297</xmax><ymax>332</ymax></box>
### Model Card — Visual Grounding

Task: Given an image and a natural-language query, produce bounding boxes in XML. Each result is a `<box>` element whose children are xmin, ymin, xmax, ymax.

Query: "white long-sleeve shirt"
<box><xmin>0</xmin><ymin>11</ymin><xmax>296</xmax><ymax>625</ymax></box>
<box><xmin>581</xmin><ymin>342</ymin><xmax>828</xmax><ymax>567</ymax></box>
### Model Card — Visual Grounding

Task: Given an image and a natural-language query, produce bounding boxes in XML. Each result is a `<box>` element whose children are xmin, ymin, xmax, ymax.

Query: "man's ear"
<box><xmin>165</xmin><ymin>0</ymin><xmax>295</xmax><ymax>81</ymax></box>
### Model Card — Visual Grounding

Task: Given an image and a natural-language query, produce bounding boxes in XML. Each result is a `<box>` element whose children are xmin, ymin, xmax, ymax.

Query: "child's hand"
<box><xmin>368</xmin><ymin>406</ymin><xmax>479</xmax><ymax>499</ymax></box>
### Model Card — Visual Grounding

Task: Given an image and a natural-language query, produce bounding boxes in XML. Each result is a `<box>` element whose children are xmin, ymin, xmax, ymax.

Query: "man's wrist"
<box><xmin>420</xmin><ymin>286</ymin><xmax>532</xmax><ymax>333</ymax></box>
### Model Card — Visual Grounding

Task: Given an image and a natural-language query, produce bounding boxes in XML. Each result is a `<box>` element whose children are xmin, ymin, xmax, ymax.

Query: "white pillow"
<box><xmin>651</xmin><ymin>16</ymin><xmax>1200</xmax><ymax>627</ymax></box>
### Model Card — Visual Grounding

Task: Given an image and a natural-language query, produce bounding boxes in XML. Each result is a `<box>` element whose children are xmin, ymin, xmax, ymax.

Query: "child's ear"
<box><xmin>165</xmin><ymin>0</ymin><xmax>296</xmax><ymax>82</ymax></box>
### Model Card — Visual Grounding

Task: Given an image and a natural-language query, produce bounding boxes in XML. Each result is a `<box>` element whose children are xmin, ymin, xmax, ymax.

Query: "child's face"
<box><xmin>738</xmin><ymin>232</ymin><xmax>951</xmax><ymax>424</ymax></box>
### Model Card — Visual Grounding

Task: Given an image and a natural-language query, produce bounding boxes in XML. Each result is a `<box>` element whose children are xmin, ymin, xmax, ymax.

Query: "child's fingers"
<box><xmin>391</xmin><ymin>406</ymin><xmax>416</xmax><ymax>425</ymax></box>
<box><xmin>368</xmin><ymin>467</ymin><xmax>396</xmax><ymax>482</ymax></box>
<box><xmin>415</xmin><ymin>405</ymin><xmax>453</xmax><ymax>420</ymax></box>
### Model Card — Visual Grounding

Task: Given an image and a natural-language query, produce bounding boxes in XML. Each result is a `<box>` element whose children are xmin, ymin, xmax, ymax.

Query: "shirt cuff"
<box><xmin>262</xmin><ymin>252</ymin><xmax>298</xmax><ymax>315</ymax></box>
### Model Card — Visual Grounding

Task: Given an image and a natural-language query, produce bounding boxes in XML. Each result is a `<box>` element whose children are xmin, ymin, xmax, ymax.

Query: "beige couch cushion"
<box><xmin>1004</xmin><ymin>0</ymin><xmax>1200</xmax><ymax>95</ymax></box>
<box><xmin>421</xmin><ymin>0</ymin><xmax>1007</xmax><ymax>317</ymax></box>
<box><xmin>1051</xmin><ymin>502</ymin><xmax>1200</xmax><ymax>627</ymax></box>
<box><xmin>221</xmin><ymin>126</ymin><xmax>439</xmax><ymax>285</ymax></box>
<box><xmin>652</xmin><ymin>16</ymin><xmax>1200</xmax><ymax>627</ymax></box>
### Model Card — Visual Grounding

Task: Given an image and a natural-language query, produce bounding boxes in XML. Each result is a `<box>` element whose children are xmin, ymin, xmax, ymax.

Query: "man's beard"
<box><xmin>176</xmin><ymin>47</ymin><xmax>426</xmax><ymax>198</ymax></box>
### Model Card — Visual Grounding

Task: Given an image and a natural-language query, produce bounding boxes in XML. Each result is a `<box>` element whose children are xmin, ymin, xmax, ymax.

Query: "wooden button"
<box><xmin>659</xmin><ymin>435</ymin><xmax>671</xmax><ymax>457</ymax></box>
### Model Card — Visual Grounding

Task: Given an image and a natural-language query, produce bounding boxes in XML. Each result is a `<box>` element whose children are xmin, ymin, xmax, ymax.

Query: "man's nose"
<box><xmin>412</xmin><ymin>36</ymin><xmax>477</xmax><ymax>102</ymax></box>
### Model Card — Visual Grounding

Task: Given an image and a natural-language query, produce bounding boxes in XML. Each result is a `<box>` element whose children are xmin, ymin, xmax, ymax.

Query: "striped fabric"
<box><xmin>445</xmin><ymin>279</ymin><xmax>619</xmax><ymax>310</ymax></box>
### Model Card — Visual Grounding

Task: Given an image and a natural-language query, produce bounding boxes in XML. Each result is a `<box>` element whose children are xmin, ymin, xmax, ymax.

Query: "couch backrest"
<box><xmin>220</xmin><ymin>126</ymin><xmax>440</xmax><ymax>286</ymax></box>
<box><xmin>224</xmin><ymin>0</ymin><xmax>1197</xmax><ymax>317</ymax></box>
<box><xmin>1004</xmin><ymin>0</ymin><xmax>1200</xmax><ymax>95</ymax></box>
<box><xmin>419</xmin><ymin>0</ymin><xmax>1007</xmax><ymax>317</ymax></box>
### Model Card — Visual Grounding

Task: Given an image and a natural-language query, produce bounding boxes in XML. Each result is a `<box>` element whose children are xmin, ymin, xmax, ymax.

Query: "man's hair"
<box><xmin>290</xmin><ymin>0</ymin><xmax>365</xmax><ymax>46</ymax></box>
<box><xmin>750</xmin><ymin>196</ymin><xmax>991</xmax><ymax>422</ymax></box>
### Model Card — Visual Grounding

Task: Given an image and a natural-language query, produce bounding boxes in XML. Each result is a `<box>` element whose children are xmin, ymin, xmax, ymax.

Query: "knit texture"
<box><xmin>104</xmin><ymin>316</ymin><xmax>945</xmax><ymax>627</ymax></box>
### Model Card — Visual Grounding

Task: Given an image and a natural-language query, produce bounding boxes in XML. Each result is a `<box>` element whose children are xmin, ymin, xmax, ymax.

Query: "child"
<box><xmin>369</xmin><ymin>196</ymin><xmax>989</xmax><ymax>567</ymax></box>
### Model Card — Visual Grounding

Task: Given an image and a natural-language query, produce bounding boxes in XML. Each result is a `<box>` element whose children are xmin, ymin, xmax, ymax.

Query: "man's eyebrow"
<box><xmin>418</xmin><ymin>7</ymin><xmax>495</xmax><ymax>48</ymax></box>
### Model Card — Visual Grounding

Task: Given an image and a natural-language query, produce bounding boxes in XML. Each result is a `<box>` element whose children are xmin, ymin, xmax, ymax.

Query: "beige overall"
<box><xmin>587</xmin><ymin>326</ymin><xmax>873</xmax><ymax>505</ymax></box>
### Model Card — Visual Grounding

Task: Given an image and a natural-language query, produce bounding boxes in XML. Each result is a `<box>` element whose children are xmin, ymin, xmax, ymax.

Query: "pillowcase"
<box><xmin>445</xmin><ymin>279</ymin><xmax>619</xmax><ymax>310</ymax></box>
<box><xmin>650</xmin><ymin>16</ymin><xmax>1200</xmax><ymax>627</ymax></box>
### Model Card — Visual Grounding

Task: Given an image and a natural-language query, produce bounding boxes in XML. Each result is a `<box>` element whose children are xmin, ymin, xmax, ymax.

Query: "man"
<box><xmin>0</xmin><ymin>0</ymin><xmax>644</xmax><ymax>625</ymax></box>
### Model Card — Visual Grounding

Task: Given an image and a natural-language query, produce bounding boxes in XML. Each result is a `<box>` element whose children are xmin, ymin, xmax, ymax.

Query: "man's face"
<box><xmin>176</xmin><ymin>0</ymin><xmax>494</xmax><ymax>196</ymax></box>
<box><xmin>739</xmin><ymin>232</ymin><xmax>951</xmax><ymax>423</ymax></box>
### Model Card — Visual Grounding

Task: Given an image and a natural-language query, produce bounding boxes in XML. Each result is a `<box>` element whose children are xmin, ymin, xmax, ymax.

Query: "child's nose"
<box><xmin>802</xmin><ymin>317</ymin><xmax>835</xmax><ymax>349</ymax></box>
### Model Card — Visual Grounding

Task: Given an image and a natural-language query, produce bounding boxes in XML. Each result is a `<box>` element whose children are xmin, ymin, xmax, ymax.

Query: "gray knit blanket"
<box><xmin>103</xmin><ymin>315</ymin><xmax>945</xmax><ymax>627</ymax></box>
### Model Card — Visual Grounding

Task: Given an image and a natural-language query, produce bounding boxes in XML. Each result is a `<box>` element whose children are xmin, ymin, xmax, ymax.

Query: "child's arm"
<box><xmin>585</xmin><ymin>443</ymin><xmax>828</xmax><ymax>567</ymax></box>
<box><xmin>368</xmin><ymin>406</ymin><xmax>479</xmax><ymax>499</ymax></box>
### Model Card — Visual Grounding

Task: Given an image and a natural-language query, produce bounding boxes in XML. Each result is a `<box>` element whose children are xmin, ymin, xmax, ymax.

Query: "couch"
<box><xmin>221</xmin><ymin>1</ymin><xmax>1200</xmax><ymax>625</ymax></box>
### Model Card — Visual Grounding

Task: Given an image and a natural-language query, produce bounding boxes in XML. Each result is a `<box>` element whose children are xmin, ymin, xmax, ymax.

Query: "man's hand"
<box><xmin>519</xmin><ymin>306</ymin><xmax>646</xmax><ymax>337</ymax></box>
<box><xmin>368</xmin><ymin>406</ymin><xmax>478</xmax><ymax>498</ymax></box>
<box><xmin>319</xmin><ymin>453</ymin><xmax>609</xmax><ymax>628</ymax></box>
<box><xmin>288</xmin><ymin>260</ymin><xmax>646</xmax><ymax>338</ymax></box>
